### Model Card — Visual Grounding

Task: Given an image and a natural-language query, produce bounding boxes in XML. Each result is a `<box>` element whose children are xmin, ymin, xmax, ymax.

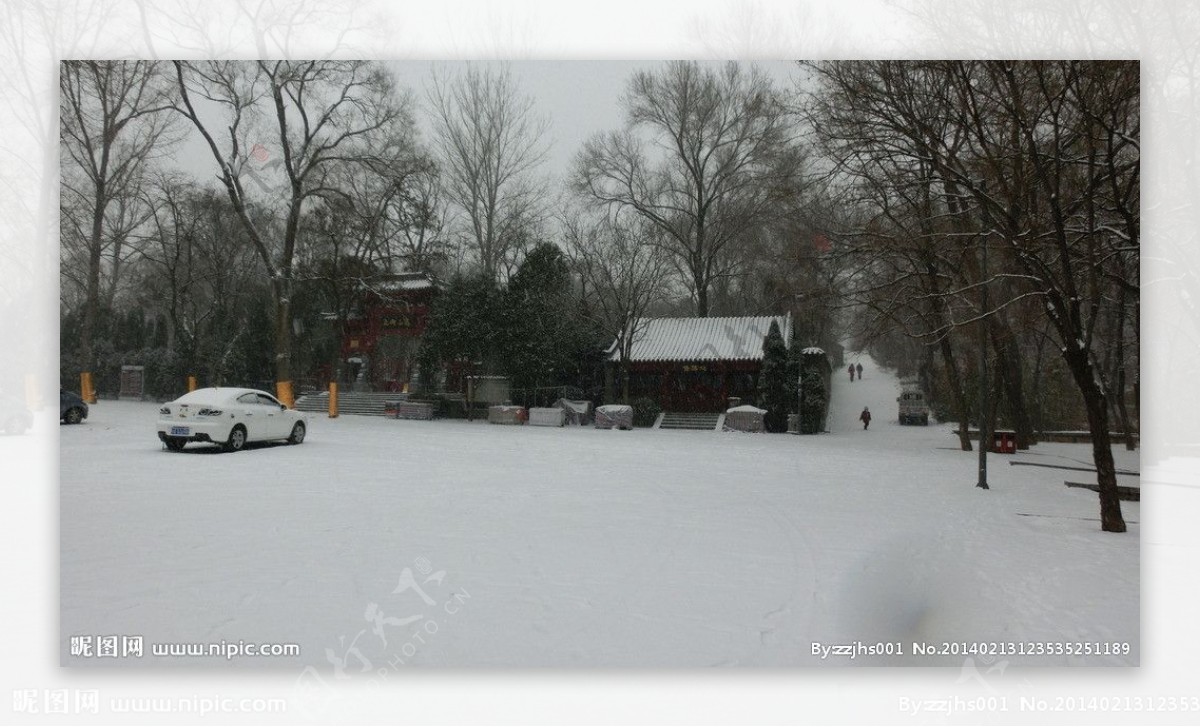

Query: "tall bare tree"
<box><xmin>426</xmin><ymin>64</ymin><xmax>550</xmax><ymax>280</ymax></box>
<box><xmin>574</xmin><ymin>61</ymin><xmax>804</xmax><ymax>317</ymax></box>
<box><xmin>60</xmin><ymin>60</ymin><xmax>176</xmax><ymax>399</ymax></box>
<box><xmin>136</xmin><ymin>174</ymin><xmax>266</xmax><ymax>385</ymax></box>
<box><xmin>172</xmin><ymin>60</ymin><xmax>414</xmax><ymax>405</ymax></box>
<box><xmin>563</xmin><ymin>210</ymin><xmax>670</xmax><ymax>402</ymax></box>
<box><xmin>389</xmin><ymin>163</ymin><xmax>451</xmax><ymax>275</ymax></box>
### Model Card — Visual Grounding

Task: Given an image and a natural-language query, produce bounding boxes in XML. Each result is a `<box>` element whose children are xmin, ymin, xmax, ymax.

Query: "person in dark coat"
<box><xmin>848</xmin><ymin>364</ymin><xmax>855</xmax><ymax>381</ymax></box>
<box><xmin>859</xmin><ymin>406</ymin><xmax>872</xmax><ymax>430</ymax></box>
<box><xmin>856</xmin><ymin>363</ymin><xmax>864</xmax><ymax>379</ymax></box>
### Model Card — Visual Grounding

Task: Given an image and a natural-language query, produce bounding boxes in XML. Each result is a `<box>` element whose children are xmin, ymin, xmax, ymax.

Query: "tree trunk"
<box><xmin>939</xmin><ymin>335</ymin><xmax>972</xmax><ymax>451</ymax></box>
<box><xmin>989</xmin><ymin>321</ymin><xmax>1036</xmax><ymax>448</ymax></box>
<box><xmin>79</xmin><ymin>187</ymin><xmax>108</xmax><ymax>400</ymax></box>
<box><xmin>1065</xmin><ymin>347</ymin><xmax>1126</xmax><ymax>532</ymax></box>
<box><xmin>1115</xmin><ymin>367</ymin><xmax>1135</xmax><ymax>451</ymax></box>
<box><xmin>274</xmin><ymin>293</ymin><xmax>293</xmax><ymax>396</ymax></box>
<box><xmin>1109</xmin><ymin>284</ymin><xmax>1137</xmax><ymax>451</ymax></box>
<box><xmin>695</xmin><ymin>281</ymin><xmax>709</xmax><ymax>318</ymax></box>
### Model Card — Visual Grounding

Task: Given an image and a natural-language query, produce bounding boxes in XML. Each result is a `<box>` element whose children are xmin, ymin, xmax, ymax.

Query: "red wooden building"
<box><xmin>338</xmin><ymin>272</ymin><xmax>437</xmax><ymax>391</ymax></box>
<box><xmin>610</xmin><ymin>314</ymin><xmax>792</xmax><ymax>413</ymax></box>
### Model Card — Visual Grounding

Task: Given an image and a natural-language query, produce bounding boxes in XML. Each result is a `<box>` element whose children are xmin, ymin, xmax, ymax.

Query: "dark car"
<box><xmin>0</xmin><ymin>392</ymin><xmax>32</xmax><ymax>435</ymax></box>
<box><xmin>60</xmin><ymin>389</ymin><xmax>89</xmax><ymax>424</ymax></box>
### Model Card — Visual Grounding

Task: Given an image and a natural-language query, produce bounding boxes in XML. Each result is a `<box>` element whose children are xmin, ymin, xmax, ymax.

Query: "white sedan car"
<box><xmin>156</xmin><ymin>387</ymin><xmax>307</xmax><ymax>452</ymax></box>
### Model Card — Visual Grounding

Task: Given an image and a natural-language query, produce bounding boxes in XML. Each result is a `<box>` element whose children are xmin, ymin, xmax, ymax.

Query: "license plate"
<box><xmin>170</xmin><ymin>426</ymin><xmax>190</xmax><ymax>436</ymax></box>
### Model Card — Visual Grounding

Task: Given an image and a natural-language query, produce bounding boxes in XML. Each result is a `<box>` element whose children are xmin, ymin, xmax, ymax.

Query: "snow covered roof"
<box><xmin>370</xmin><ymin>272</ymin><xmax>436</xmax><ymax>293</ymax></box>
<box><xmin>801</xmin><ymin>346</ymin><xmax>825</xmax><ymax>355</ymax></box>
<box><xmin>612</xmin><ymin>314</ymin><xmax>792</xmax><ymax>362</ymax></box>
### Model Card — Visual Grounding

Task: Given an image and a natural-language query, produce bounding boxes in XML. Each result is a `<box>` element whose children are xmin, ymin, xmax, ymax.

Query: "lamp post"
<box><xmin>977</xmin><ymin>232</ymin><xmax>990</xmax><ymax>490</ymax></box>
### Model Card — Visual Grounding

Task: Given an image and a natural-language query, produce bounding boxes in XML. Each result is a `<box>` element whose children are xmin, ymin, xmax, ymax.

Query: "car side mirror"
<box><xmin>280</xmin><ymin>404</ymin><xmax>287</xmax><ymax>411</ymax></box>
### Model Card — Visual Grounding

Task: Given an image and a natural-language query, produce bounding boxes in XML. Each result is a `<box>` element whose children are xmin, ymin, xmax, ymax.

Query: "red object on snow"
<box><xmin>992</xmin><ymin>430</ymin><xmax>1017</xmax><ymax>454</ymax></box>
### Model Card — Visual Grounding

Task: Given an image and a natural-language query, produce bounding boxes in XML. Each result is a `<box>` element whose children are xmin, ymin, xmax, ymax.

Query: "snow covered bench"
<box><xmin>1065</xmin><ymin>481</ymin><xmax>1141</xmax><ymax>502</ymax></box>
<box><xmin>593</xmin><ymin>404</ymin><xmax>633</xmax><ymax>430</ymax></box>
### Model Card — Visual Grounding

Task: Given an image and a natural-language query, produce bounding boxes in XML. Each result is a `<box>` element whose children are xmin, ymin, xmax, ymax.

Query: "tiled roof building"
<box><xmin>609</xmin><ymin>313</ymin><xmax>793</xmax><ymax>412</ymax></box>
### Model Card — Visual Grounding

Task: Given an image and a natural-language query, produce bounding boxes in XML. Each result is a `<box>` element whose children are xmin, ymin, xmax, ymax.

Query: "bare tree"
<box><xmin>59</xmin><ymin>60</ymin><xmax>177</xmax><ymax>398</ymax></box>
<box><xmin>574</xmin><ymin>61</ymin><xmax>804</xmax><ymax>317</ymax></box>
<box><xmin>388</xmin><ymin>162</ymin><xmax>451</xmax><ymax>275</ymax></box>
<box><xmin>426</xmin><ymin>64</ymin><xmax>550</xmax><ymax>280</ymax></box>
<box><xmin>563</xmin><ymin>210</ymin><xmax>671</xmax><ymax>402</ymax></box>
<box><xmin>172</xmin><ymin>60</ymin><xmax>414</xmax><ymax>404</ymax></box>
<box><xmin>136</xmin><ymin>174</ymin><xmax>266</xmax><ymax>385</ymax></box>
<box><xmin>296</xmin><ymin>152</ymin><xmax>432</xmax><ymax>383</ymax></box>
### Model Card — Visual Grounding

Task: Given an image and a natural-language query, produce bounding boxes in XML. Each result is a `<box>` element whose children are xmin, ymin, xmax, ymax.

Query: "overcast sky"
<box><xmin>389</xmin><ymin>60</ymin><xmax>802</xmax><ymax>181</ymax></box>
<box><xmin>176</xmin><ymin>60</ymin><xmax>804</xmax><ymax>186</ymax></box>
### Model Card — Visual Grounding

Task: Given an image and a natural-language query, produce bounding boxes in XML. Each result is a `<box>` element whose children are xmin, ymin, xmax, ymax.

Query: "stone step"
<box><xmin>658</xmin><ymin>412</ymin><xmax>721</xmax><ymax>431</ymax></box>
<box><xmin>295</xmin><ymin>392</ymin><xmax>409</xmax><ymax>417</ymax></box>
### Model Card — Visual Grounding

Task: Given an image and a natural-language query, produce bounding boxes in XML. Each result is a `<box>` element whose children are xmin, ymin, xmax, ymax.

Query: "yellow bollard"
<box><xmin>329</xmin><ymin>382</ymin><xmax>339</xmax><ymax>418</ymax></box>
<box><xmin>80</xmin><ymin>371</ymin><xmax>96</xmax><ymax>404</ymax></box>
<box><xmin>187</xmin><ymin>375</ymin><xmax>197</xmax><ymax>392</ymax></box>
<box><xmin>276</xmin><ymin>380</ymin><xmax>294</xmax><ymax>408</ymax></box>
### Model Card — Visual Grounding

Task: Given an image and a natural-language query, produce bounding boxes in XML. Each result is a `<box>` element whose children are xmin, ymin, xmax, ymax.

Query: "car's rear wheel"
<box><xmin>164</xmin><ymin>437</ymin><xmax>186</xmax><ymax>452</ymax></box>
<box><xmin>288</xmin><ymin>421</ymin><xmax>306</xmax><ymax>445</ymax></box>
<box><xmin>224</xmin><ymin>425</ymin><xmax>247</xmax><ymax>452</ymax></box>
<box><xmin>64</xmin><ymin>407</ymin><xmax>83</xmax><ymax>424</ymax></box>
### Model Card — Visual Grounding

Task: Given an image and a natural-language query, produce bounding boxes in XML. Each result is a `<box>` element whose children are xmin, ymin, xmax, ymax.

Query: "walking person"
<box><xmin>856</xmin><ymin>363</ymin><xmax>864</xmax><ymax>380</ymax></box>
<box><xmin>859</xmin><ymin>406</ymin><xmax>872</xmax><ymax>430</ymax></box>
<box><xmin>848</xmin><ymin>364</ymin><xmax>855</xmax><ymax>382</ymax></box>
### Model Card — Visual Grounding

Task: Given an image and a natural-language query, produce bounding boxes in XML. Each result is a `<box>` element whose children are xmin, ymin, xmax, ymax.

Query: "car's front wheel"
<box><xmin>224</xmin><ymin>424</ymin><xmax>247</xmax><ymax>452</ymax></box>
<box><xmin>164</xmin><ymin>437</ymin><xmax>186</xmax><ymax>452</ymax></box>
<box><xmin>64</xmin><ymin>407</ymin><xmax>84</xmax><ymax>424</ymax></box>
<box><xmin>288</xmin><ymin>421</ymin><xmax>306</xmax><ymax>445</ymax></box>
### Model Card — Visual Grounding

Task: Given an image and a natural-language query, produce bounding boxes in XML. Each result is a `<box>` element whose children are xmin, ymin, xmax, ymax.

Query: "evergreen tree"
<box><xmin>418</xmin><ymin>272</ymin><xmax>502</xmax><ymax>390</ymax></box>
<box><xmin>758</xmin><ymin>320</ymin><xmax>790</xmax><ymax>433</ymax></box>
<box><xmin>499</xmin><ymin>242</ymin><xmax>593</xmax><ymax>406</ymax></box>
<box><xmin>798</xmin><ymin>369</ymin><xmax>828</xmax><ymax>434</ymax></box>
<box><xmin>786</xmin><ymin>335</ymin><xmax>803</xmax><ymax>414</ymax></box>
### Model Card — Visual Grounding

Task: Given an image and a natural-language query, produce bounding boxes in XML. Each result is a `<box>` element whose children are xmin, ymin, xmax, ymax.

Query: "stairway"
<box><xmin>656</xmin><ymin>411</ymin><xmax>722</xmax><ymax>431</ymax></box>
<box><xmin>294</xmin><ymin>391</ymin><xmax>408</xmax><ymax>417</ymax></box>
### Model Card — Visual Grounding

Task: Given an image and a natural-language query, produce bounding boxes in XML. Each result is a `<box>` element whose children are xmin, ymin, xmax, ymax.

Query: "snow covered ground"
<box><xmin>60</xmin><ymin>356</ymin><xmax>1138</xmax><ymax>669</ymax></box>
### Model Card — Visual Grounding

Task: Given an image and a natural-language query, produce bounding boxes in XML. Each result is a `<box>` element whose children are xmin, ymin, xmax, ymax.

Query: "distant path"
<box><xmin>827</xmin><ymin>352</ymin><xmax>899</xmax><ymax>434</ymax></box>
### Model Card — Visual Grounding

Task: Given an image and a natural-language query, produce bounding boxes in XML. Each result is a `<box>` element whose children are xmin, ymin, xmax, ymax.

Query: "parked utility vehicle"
<box><xmin>897</xmin><ymin>389</ymin><xmax>930</xmax><ymax>425</ymax></box>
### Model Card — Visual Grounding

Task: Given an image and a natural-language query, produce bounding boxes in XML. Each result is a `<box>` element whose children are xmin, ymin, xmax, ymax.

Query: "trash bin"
<box><xmin>992</xmin><ymin>430</ymin><xmax>1017</xmax><ymax>454</ymax></box>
